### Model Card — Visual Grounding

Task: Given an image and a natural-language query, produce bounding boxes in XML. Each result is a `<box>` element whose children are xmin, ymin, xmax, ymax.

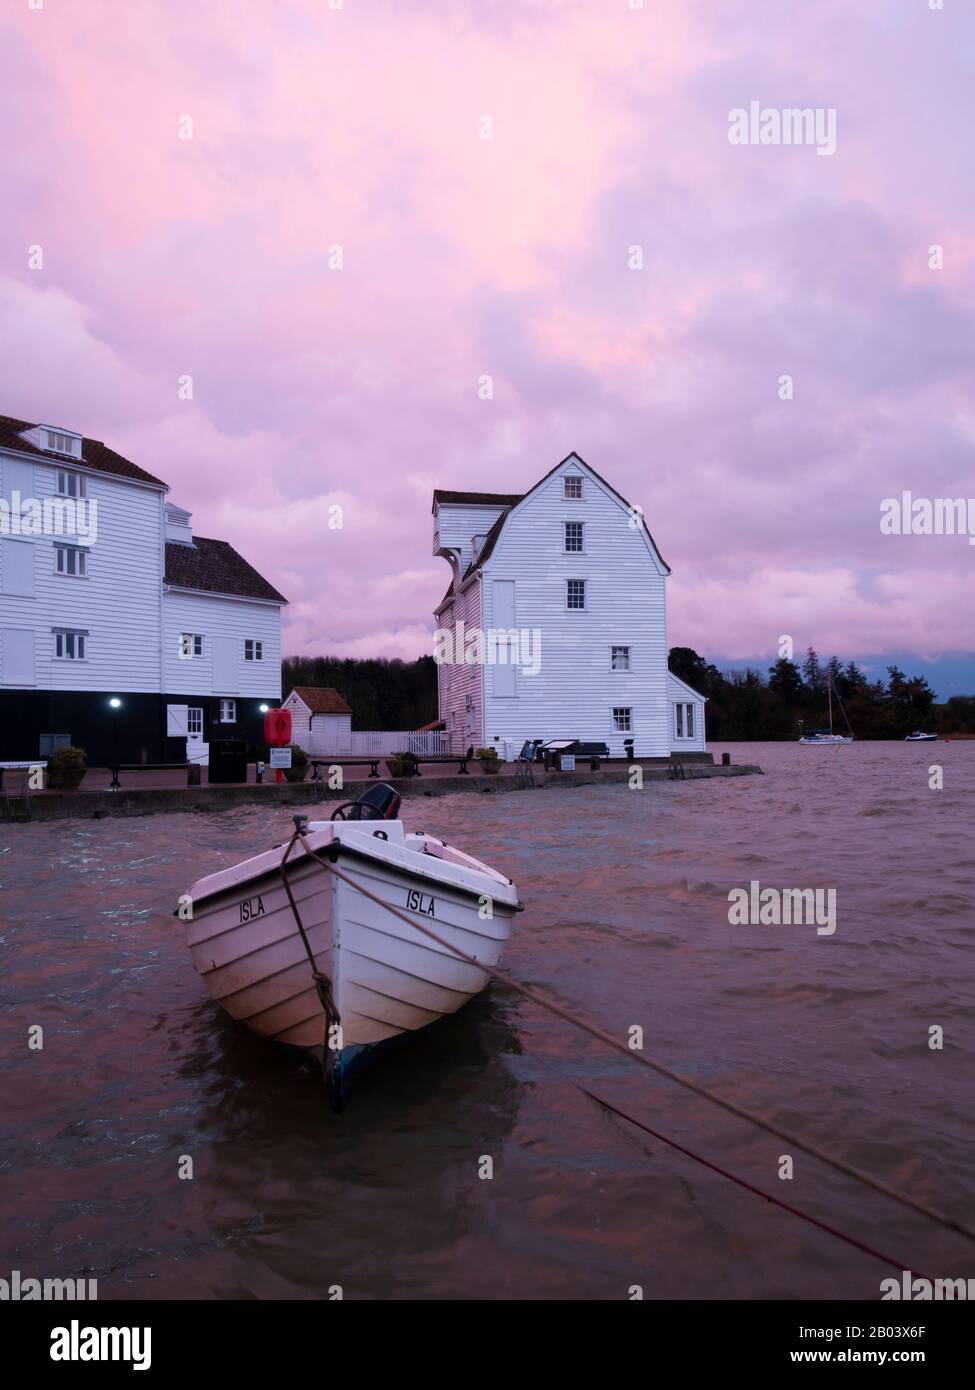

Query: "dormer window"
<box><xmin>42</xmin><ymin>428</ymin><xmax>83</xmax><ymax>459</ymax></box>
<box><xmin>57</xmin><ymin>470</ymin><xmax>86</xmax><ymax>499</ymax></box>
<box><xmin>564</xmin><ymin>475</ymin><xmax>583</xmax><ymax>499</ymax></box>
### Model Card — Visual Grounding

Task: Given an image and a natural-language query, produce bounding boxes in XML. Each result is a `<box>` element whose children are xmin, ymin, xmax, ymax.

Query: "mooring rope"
<box><xmin>288</xmin><ymin>828</ymin><xmax>975</xmax><ymax>1254</ymax></box>
<box><xmin>576</xmin><ymin>1085</ymin><xmax>932</xmax><ymax>1279</ymax></box>
<box><xmin>279</xmin><ymin>836</ymin><xmax>340</xmax><ymax>1083</ymax></box>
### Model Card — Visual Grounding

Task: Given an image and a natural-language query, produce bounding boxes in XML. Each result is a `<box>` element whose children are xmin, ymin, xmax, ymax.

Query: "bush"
<box><xmin>46</xmin><ymin>745</ymin><xmax>88</xmax><ymax>791</ymax></box>
<box><xmin>474</xmin><ymin>747</ymin><xmax>498</xmax><ymax>760</ymax></box>
<box><xmin>387</xmin><ymin>751</ymin><xmax>418</xmax><ymax>776</ymax></box>
<box><xmin>282</xmin><ymin>743</ymin><xmax>308</xmax><ymax>782</ymax></box>
<box><xmin>48</xmin><ymin>745</ymin><xmax>87</xmax><ymax>768</ymax></box>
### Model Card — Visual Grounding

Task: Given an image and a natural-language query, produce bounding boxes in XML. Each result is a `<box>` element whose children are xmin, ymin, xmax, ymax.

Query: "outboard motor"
<box><xmin>350</xmin><ymin>783</ymin><xmax>401</xmax><ymax>820</ymax></box>
<box><xmin>331</xmin><ymin>782</ymin><xmax>402</xmax><ymax>822</ymax></box>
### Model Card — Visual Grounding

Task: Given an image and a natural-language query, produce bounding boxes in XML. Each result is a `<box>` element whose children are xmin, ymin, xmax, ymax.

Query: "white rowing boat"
<box><xmin>180</xmin><ymin>785</ymin><xmax>521</xmax><ymax>1105</ymax></box>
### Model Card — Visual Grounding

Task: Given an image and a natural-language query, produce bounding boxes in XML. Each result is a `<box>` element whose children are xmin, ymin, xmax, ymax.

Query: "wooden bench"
<box><xmin>310</xmin><ymin>757</ymin><xmax>382</xmax><ymax>780</ymax></box>
<box><xmin>307</xmin><ymin>752</ymin><xmax>474</xmax><ymax>781</ymax></box>
<box><xmin>402</xmin><ymin>751</ymin><xmax>474</xmax><ymax>776</ymax></box>
<box><xmin>103</xmin><ymin>762</ymin><xmax>190</xmax><ymax>790</ymax></box>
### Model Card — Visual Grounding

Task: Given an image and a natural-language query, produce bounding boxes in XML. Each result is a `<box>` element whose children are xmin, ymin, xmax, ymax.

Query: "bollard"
<box><xmin>187</xmin><ymin>764</ymin><xmax>201</xmax><ymax>786</ymax></box>
<box><xmin>590</xmin><ymin>755</ymin><xmax>600</xmax><ymax>771</ymax></box>
<box><xmin>721</xmin><ymin>752</ymin><xmax>731</xmax><ymax>766</ymax></box>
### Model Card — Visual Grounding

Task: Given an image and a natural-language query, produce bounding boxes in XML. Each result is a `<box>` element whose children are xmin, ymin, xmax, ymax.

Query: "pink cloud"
<box><xmin>1</xmin><ymin>0</ymin><xmax>972</xmax><ymax>665</ymax></box>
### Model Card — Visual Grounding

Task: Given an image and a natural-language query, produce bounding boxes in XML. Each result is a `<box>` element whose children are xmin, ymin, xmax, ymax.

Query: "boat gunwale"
<box><xmin>179</xmin><ymin>837</ymin><xmax>523</xmax><ymax>918</ymax></box>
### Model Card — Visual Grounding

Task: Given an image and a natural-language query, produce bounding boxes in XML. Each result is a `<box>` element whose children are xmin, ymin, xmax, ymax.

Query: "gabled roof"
<box><xmin>285</xmin><ymin>687</ymin><xmax>352</xmax><ymax>715</ymax></box>
<box><xmin>438</xmin><ymin>452</ymin><xmax>671</xmax><ymax>579</ymax></box>
<box><xmin>668</xmin><ymin>671</ymin><xmax>708</xmax><ymax>702</ymax></box>
<box><xmin>0</xmin><ymin>413</ymin><xmax>167</xmax><ymax>488</ymax></box>
<box><xmin>165</xmin><ymin>537</ymin><xmax>287</xmax><ymax>603</ymax></box>
<box><xmin>432</xmin><ymin>489</ymin><xmax>523</xmax><ymax>512</ymax></box>
<box><xmin>462</xmin><ymin>509</ymin><xmax>509</xmax><ymax>575</ymax></box>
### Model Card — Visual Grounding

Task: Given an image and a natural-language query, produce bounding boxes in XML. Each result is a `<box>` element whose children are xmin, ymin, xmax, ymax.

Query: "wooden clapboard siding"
<box><xmin>435</xmin><ymin>580</ymin><xmax>484</xmax><ymax>751</ymax></box>
<box><xmin>434</xmin><ymin>501</ymin><xmax>511</xmax><ymax>580</ymax></box>
<box><xmin>668</xmin><ymin>672</ymin><xmax>707</xmax><ymax>752</ymax></box>
<box><xmin>162</xmin><ymin>590</ymin><xmax>282</xmax><ymax>699</ymax></box>
<box><xmin>433</xmin><ymin>454</ymin><xmax>686</xmax><ymax>758</ymax></box>
<box><xmin>0</xmin><ymin>450</ymin><xmax>165</xmax><ymax>693</ymax></box>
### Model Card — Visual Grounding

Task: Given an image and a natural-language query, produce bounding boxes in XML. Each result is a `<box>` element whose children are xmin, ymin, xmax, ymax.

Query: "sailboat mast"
<box><xmin>828</xmin><ymin>676</ymin><xmax>833</xmax><ymax>734</ymax></box>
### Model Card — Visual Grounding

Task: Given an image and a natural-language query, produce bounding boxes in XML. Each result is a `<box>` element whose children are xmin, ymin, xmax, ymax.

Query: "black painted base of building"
<box><xmin>0</xmin><ymin>690</ymin><xmax>280</xmax><ymax>765</ymax></box>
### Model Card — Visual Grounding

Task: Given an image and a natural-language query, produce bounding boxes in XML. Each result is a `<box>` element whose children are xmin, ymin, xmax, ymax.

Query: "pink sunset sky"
<box><xmin>2</xmin><ymin>0</ymin><xmax>973</xmax><ymax>686</ymax></box>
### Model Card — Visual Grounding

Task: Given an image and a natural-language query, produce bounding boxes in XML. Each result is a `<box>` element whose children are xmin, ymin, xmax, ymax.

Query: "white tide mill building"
<box><xmin>432</xmin><ymin>453</ymin><xmax>706</xmax><ymax>758</ymax></box>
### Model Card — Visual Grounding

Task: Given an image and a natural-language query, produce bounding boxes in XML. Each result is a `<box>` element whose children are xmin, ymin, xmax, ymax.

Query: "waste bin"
<box><xmin>209</xmin><ymin>738</ymin><xmax>248</xmax><ymax>784</ymax></box>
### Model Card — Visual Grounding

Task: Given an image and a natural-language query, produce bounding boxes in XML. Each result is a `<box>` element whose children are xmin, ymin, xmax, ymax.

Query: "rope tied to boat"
<box><xmin>279</xmin><ymin>824</ymin><xmax>975</xmax><ymax>1260</ymax></box>
<box><xmin>278</xmin><ymin>833</ymin><xmax>340</xmax><ymax>1082</ymax></box>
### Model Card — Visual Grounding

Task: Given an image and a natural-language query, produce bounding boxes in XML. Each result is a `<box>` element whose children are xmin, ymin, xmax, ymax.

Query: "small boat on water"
<box><xmin>799</xmin><ymin>676</ymin><xmax>854</xmax><ymax>745</ymax></box>
<box><xmin>905</xmin><ymin>730</ymin><xmax>938</xmax><ymax>742</ymax></box>
<box><xmin>180</xmin><ymin>784</ymin><xmax>522</xmax><ymax>1105</ymax></box>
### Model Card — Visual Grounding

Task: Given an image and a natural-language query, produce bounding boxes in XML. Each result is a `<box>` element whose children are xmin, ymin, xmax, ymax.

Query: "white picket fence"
<box><xmin>306</xmin><ymin>729</ymin><xmax>451</xmax><ymax>759</ymax></box>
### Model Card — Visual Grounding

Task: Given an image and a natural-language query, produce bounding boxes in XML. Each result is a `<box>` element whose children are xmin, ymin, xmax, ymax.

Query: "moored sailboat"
<box><xmin>799</xmin><ymin>676</ymin><xmax>854</xmax><ymax>745</ymax></box>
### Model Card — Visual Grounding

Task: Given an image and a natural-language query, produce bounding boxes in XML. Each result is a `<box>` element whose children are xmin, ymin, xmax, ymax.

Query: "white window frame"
<box><xmin>53</xmin><ymin>628</ymin><xmax>87</xmax><ymax>660</ymax></box>
<box><xmin>675</xmin><ymin>703</ymin><xmax>685</xmax><ymax>739</ymax></box>
<box><xmin>610</xmin><ymin>645</ymin><xmax>630</xmax><ymax>672</ymax></box>
<box><xmin>244</xmin><ymin>639</ymin><xmax>264</xmax><ymax>661</ymax></box>
<box><xmin>566</xmin><ymin>578</ymin><xmax>586</xmax><ymax>610</ymax></box>
<box><xmin>187</xmin><ymin>707</ymin><xmax>204</xmax><ymax>736</ymax></box>
<box><xmin>563</xmin><ymin>475</ymin><xmax>583</xmax><ymax>499</ymax></box>
<box><xmin>219</xmin><ymin>699</ymin><xmax>237</xmax><ymax>723</ymax></box>
<box><xmin>54</xmin><ymin>543</ymin><xmax>87</xmax><ymax>578</ymax></box>
<box><xmin>686</xmin><ymin>703</ymin><xmax>695</xmax><ymax>739</ymax></box>
<box><xmin>56</xmin><ymin>469</ymin><xmax>86</xmax><ymax>498</ymax></box>
<box><xmin>564</xmin><ymin>520</ymin><xmax>584</xmax><ymax>553</ymax></box>
<box><xmin>612</xmin><ymin>707</ymin><xmax>632</xmax><ymax>732</ymax></box>
<box><xmin>179</xmin><ymin>632</ymin><xmax>203</xmax><ymax>658</ymax></box>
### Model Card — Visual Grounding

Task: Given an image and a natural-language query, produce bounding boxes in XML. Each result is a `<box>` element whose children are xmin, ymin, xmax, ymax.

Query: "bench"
<box><xmin>310</xmin><ymin>757</ymin><xmax>383</xmax><ymax>780</ymax></box>
<box><xmin>104</xmin><ymin>762</ymin><xmax>190</xmax><ymax>790</ymax></box>
<box><xmin>308</xmin><ymin>751</ymin><xmax>475</xmax><ymax>781</ymax></box>
<box><xmin>402</xmin><ymin>751</ymin><xmax>474</xmax><ymax>776</ymax></box>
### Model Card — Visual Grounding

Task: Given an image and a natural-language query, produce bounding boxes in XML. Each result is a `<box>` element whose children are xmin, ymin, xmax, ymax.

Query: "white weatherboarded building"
<box><xmin>0</xmin><ymin>413</ymin><xmax>285</xmax><ymax>764</ymax></box>
<box><xmin>282</xmin><ymin>687</ymin><xmax>353</xmax><ymax>750</ymax></box>
<box><xmin>432</xmin><ymin>453</ymin><xmax>706</xmax><ymax>758</ymax></box>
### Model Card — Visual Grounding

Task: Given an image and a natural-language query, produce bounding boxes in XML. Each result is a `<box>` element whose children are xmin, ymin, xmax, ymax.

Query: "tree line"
<box><xmin>668</xmin><ymin>646</ymin><xmax>975</xmax><ymax>740</ymax></box>
<box><xmin>282</xmin><ymin>654</ymin><xmax>439</xmax><ymax>731</ymax></box>
<box><xmin>282</xmin><ymin>648</ymin><xmax>974</xmax><ymax>741</ymax></box>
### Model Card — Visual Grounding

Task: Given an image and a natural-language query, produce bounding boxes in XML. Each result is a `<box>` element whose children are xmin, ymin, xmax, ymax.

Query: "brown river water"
<box><xmin>1</xmin><ymin>742</ymin><xmax>973</xmax><ymax>1301</ymax></box>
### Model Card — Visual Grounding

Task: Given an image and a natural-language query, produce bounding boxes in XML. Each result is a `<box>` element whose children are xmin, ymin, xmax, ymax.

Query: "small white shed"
<box><xmin>668</xmin><ymin>672</ymin><xmax>707</xmax><ymax>752</ymax></box>
<box><xmin>282</xmin><ymin>687</ymin><xmax>353</xmax><ymax>751</ymax></box>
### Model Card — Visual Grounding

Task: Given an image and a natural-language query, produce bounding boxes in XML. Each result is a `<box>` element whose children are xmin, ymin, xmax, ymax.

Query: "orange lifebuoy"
<box><xmin>263</xmin><ymin>709</ymin><xmax>292</xmax><ymax>747</ymax></box>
